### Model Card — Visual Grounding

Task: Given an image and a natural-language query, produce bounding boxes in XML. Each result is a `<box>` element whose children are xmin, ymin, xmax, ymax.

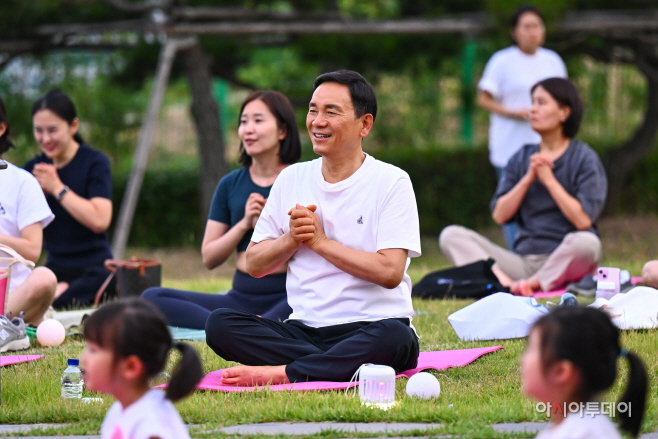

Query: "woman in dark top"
<box><xmin>440</xmin><ymin>78</ymin><xmax>607</xmax><ymax>296</ymax></box>
<box><xmin>25</xmin><ymin>89</ymin><xmax>115</xmax><ymax>309</ymax></box>
<box><xmin>143</xmin><ymin>90</ymin><xmax>301</xmax><ymax>329</ymax></box>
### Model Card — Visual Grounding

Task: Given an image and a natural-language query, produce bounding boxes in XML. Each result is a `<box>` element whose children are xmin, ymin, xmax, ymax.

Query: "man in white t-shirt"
<box><xmin>1</xmin><ymin>162</ymin><xmax>57</xmax><ymax>325</ymax></box>
<box><xmin>477</xmin><ymin>5</ymin><xmax>567</xmax><ymax>248</ymax></box>
<box><xmin>205</xmin><ymin>70</ymin><xmax>422</xmax><ymax>386</ymax></box>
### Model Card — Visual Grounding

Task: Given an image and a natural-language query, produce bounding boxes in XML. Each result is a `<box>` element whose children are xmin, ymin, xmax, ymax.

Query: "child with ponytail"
<box><xmin>522</xmin><ymin>306</ymin><xmax>648</xmax><ymax>438</ymax></box>
<box><xmin>82</xmin><ymin>298</ymin><xmax>203</xmax><ymax>439</ymax></box>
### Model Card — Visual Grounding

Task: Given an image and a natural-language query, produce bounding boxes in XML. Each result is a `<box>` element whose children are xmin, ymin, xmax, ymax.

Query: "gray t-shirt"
<box><xmin>491</xmin><ymin>139</ymin><xmax>607</xmax><ymax>255</ymax></box>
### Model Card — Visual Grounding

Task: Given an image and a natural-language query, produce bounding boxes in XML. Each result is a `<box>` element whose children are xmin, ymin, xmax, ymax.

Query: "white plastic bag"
<box><xmin>448</xmin><ymin>292</ymin><xmax>549</xmax><ymax>341</ymax></box>
<box><xmin>589</xmin><ymin>286</ymin><xmax>658</xmax><ymax>330</ymax></box>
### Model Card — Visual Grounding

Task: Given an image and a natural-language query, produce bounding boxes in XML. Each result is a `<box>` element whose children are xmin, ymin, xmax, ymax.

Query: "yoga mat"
<box><xmin>533</xmin><ymin>288</ymin><xmax>565</xmax><ymax>298</ymax></box>
<box><xmin>194</xmin><ymin>346</ymin><xmax>503</xmax><ymax>392</ymax></box>
<box><xmin>53</xmin><ymin>308</ymin><xmax>96</xmax><ymax>330</ymax></box>
<box><xmin>0</xmin><ymin>268</ymin><xmax>8</xmax><ymax>316</ymax></box>
<box><xmin>533</xmin><ymin>276</ymin><xmax>643</xmax><ymax>299</ymax></box>
<box><xmin>1</xmin><ymin>355</ymin><xmax>44</xmax><ymax>367</ymax></box>
<box><xmin>169</xmin><ymin>327</ymin><xmax>206</xmax><ymax>341</ymax></box>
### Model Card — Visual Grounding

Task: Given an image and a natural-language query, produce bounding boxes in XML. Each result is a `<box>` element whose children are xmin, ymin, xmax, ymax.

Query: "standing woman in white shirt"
<box><xmin>477</xmin><ymin>5</ymin><xmax>567</xmax><ymax>248</ymax></box>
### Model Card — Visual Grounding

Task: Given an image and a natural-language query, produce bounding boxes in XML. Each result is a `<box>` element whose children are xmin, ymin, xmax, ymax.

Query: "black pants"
<box><xmin>205</xmin><ymin>309</ymin><xmax>419</xmax><ymax>383</ymax></box>
<box><xmin>49</xmin><ymin>265</ymin><xmax>116</xmax><ymax>309</ymax></box>
<box><xmin>142</xmin><ymin>270</ymin><xmax>290</xmax><ymax>329</ymax></box>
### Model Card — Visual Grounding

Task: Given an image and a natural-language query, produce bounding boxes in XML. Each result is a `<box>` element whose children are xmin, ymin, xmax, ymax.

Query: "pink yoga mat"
<box><xmin>1</xmin><ymin>355</ymin><xmax>44</xmax><ymax>367</ymax></box>
<box><xmin>533</xmin><ymin>288</ymin><xmax>566</xmax><ymax>298</ymax></box>
<box><xmin>0</xmin><ymin>274</ymin><xmax>7</xmax><ymax>316</ymax></box>
<box><xmin>195</xmin><ymin>346</ymin><xmax>503</xmax><ymax>392</ymax></box>
<box><xmin>533</xmin><ymin>276</ymin><xmax>643</xmax><ymax>299</ymax></box>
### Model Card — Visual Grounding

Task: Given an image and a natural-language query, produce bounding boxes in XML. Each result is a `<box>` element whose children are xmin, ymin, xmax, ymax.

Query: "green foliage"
<box><xmin>0</xmin><ymin>53</ymin><xmax>146</xmax><ymax>164</ymax></box>
<box><xmin>1</xmin><ymin>0</ymin><xmax>654</xmax><ymax>250</ymax></box>
<box><xmin>111</xmin><ymin>157</ymin><xmax>203</xmax><ymax>248</ymax></box>
<box><xmin>568</xmin><ymin>57</ymin><xmax>647</xmax><ymax>144</ymax></box>
<box><xmin>484</xmin><ymin>0</ymin><xmax>572</xmax><ymax>28</ymax></box>
<box><xmin>371</xmin><ymin>63</ymin><xmax>445</xmax><ymax>149</ymax></box>
<box><xmin>110</xmin><ymin>146</ymin><xmax>497</xmax><ymax>247</ymax></box>
<box><xmin>108</xmin><ymin>147</ymin><xmax>497</xmax><ymax>248</ymax></box>
<box><xmin>339</xmin><ymin>0</ymin><xmax>400</xmax><ymax>18</ymax></box>
<box><xmin>110</xmin><ymin>41</ymin><xmax>163</xmax><ymax>90</ymax></box>
<box><xmin>391</xmin><ymin>0</ymin><xmax>486</xmax><ymax>17</ymax></box>
<box><xmin>237</xmin><ymin>47</ymin><xmax>321</xmax><ymax>97</ymax></box>
<box><xmin>0</xmin><ymin>91</ymin><xmax>36</xmax><ymax>163</ymax></box>
<box><xmin>0</xmin><ymin>0</ymin><xmax>126</xmax><ymax>40</ymax></box>
<box><xmin>618</xmin><ymin>149</ymin><xmax>658</xmax><ymax>215</ymax></box>
<box><xmin>372</xmin><ymin>146</ymin><xmax>498</xmax><ymax>233</ymax></box>
<box><xmin>119</xmin><ymin>140</ymin><xmax>658</xmax><ymax>248</ymax></box>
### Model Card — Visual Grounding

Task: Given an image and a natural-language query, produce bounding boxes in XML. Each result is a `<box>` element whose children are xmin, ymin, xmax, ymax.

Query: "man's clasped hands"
<box><xmin>288</xmin><ymin>204</ymin><xmax>326</xmax><ymax>250</ymax></box>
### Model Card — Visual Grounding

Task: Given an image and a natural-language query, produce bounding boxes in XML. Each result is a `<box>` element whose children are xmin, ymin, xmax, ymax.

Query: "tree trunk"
<box><xmin>603</xmin><ymin>49</ymin><xmax>658</xmax><ymax>213</ymax></box>
<box><xmin>182</xmin><ymin>42</ymin><xmax>229</xmax><ymax>228</ymax></box>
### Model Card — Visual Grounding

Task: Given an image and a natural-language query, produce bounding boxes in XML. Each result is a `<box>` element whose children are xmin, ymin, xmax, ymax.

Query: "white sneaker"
<box><xmin>0</xmin><ymin>311</ymin><xmax>30</xmax><ymax>353</ymax></box>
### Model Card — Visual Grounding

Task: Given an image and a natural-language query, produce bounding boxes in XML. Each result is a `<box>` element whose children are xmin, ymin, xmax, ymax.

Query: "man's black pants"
<box><xmin>205</xmin><ymin>309</ymin><xmax>419</xmax><ymax>383</ymax></box>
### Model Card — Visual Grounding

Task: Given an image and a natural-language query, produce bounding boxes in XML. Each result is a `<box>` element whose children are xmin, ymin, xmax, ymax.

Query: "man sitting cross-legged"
<box><xmin>205</xmin><ymin>70</ymin><xmax>422</xmax><ymax>386</ymax></box>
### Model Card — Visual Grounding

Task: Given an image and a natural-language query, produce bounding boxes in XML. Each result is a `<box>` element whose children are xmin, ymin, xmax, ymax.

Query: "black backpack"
<box><xmin>411</xmin><ymin>258</ymin><xmax>509</xmax><ymax>299</ymax></box>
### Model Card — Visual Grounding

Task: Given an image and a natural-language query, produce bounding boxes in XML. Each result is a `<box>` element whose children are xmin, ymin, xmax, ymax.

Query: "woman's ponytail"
<box><xmin>165</xmin><ymin>342</ymin><xmax>204</xmax><ymax>402</ymax></box>
<box><xmin>617</xmin><ymin>351</ymin><xmax>648</xmax><ymax>437</ymax></box>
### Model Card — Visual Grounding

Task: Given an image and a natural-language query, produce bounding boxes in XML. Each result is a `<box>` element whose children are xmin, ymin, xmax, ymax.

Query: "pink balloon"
<box><xmin>36</xmin><ymin>319</ymin><xmax>66</xmax><ymax>347</ymax></box>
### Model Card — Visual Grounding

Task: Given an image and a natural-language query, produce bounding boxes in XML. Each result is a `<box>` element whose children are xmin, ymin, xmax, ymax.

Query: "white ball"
<box><xmin>406</xmin><ymin>372</ymin><xmax>441</xmax><ymax>399</ymax></box>
<box><xmin>36</xmin><ymin>319</ymin><xmax>66</xmax><ymax>347</ymax></box>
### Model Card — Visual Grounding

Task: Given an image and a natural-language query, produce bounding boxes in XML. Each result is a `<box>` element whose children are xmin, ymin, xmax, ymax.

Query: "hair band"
<box><xmin>619</xmin><ymin>348</ymin><xmax>629</xmax><ymax>358</ymax></box>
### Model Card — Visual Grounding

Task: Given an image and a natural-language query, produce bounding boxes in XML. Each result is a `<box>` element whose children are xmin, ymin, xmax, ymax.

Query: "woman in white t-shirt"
<box><xmin>0</xmin><ymin>95</ymin><xmax>56</xmax><ymax>327</ymax></box>
<box><xmin>477</xmin><ymin>5</ymin><xmax>567</xmax><ymax>248</ymax></box>
<box><xmin>522</xmin><ymin>306</ymin><xmax>647</xmax><ymax>439</ymax></box>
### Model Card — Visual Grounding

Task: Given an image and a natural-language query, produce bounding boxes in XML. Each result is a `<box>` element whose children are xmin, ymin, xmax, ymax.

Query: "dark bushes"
<box><xmin>110</xmin><ymin>145</ymin><xmax>658</xmax><ymax>247</ymax></box>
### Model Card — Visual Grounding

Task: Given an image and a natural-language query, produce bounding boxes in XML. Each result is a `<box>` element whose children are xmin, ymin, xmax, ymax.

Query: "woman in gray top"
<box><xmin>440</xmin><ymin>77</ymin><xmax>607</xmax><ymax>296</ymax></box>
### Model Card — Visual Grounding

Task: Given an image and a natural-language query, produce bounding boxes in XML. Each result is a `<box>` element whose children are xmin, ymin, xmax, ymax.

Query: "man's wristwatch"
<box><xmin>56</xmin><ymin>185</ymin><xmax>70</xmax><ymax>201</ymax></box>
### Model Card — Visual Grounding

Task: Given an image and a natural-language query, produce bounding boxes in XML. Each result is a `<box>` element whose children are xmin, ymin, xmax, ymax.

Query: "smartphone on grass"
<box><xmin>596</xmin><ymin>267</ymin><xmax>621</xmax><ymax>300</ymax></box>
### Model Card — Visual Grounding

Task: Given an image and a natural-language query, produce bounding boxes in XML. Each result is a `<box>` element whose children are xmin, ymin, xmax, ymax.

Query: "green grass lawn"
<box><xmin>2</xmin><ymin>220</ymin><xmax>658</xmax><ymax>438</ymax></box>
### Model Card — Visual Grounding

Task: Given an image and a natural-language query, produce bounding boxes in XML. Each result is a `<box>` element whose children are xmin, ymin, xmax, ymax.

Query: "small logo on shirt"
<box><xmin>357</xmin><ymin>216</ymin><xmax>363</xmax><ymax>224</ymax></box>
<box><xmin>0</xmin><ymin>203</ymin><xmax>5</xmax><ymax>215</ymax></box>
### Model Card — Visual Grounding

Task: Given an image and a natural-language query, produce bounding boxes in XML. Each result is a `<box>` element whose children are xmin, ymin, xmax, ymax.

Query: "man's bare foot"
<box><xmin>220</xmin><ymin>365</ymin><xmax>290</xmax><ymax>386</ymax></box>
<box><xmin>511</xmin><ymin>279</ymin><xmax>535</xmax><ymax>297</ymax></box>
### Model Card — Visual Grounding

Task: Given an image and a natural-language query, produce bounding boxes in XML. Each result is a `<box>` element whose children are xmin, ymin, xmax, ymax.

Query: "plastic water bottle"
<box><xmin>61</xmin><ymin>358</ymin><xmax>84</xmax><ymax>400</ymax></box>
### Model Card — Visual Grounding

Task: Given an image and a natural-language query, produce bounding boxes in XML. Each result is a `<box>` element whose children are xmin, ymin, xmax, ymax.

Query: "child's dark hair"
<box><xmin>83</xmin><ymin>298</ymin><xmax>203</xmax><ymax>402</ymax></box>
<box><xmin>0</xmin><ymin>95</ymin><xmax>15</xmax><ymax>156</ymax></box>
<box><xmin>532</xmin><ymin>306</ymin><xmax>647</xmax><ymax>437</ymax></box>
<box><xmin>31</xmin><ymin>89</ymin><xmax>85</xmax><ymax>145</ymax></box>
